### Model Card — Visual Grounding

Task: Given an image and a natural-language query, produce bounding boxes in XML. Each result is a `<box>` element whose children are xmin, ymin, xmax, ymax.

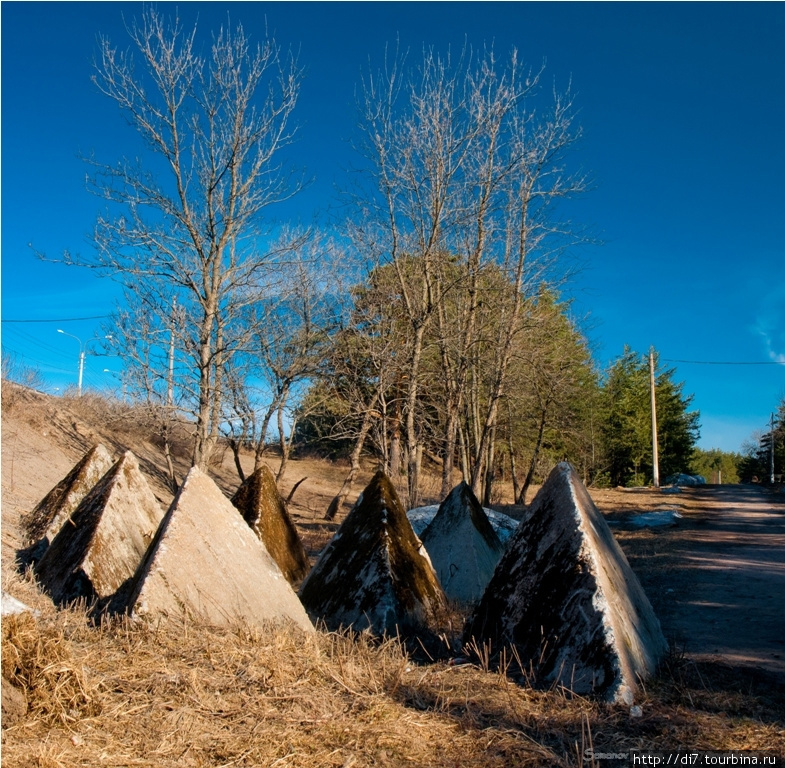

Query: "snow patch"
<box><xmin>407</xmin><ymin>505</ymin><xmax>518</xmax><ymax>542</ymax></box>
<box><xmin>629</xmin><ymin>510</ymin><xmax>683</xmax><ymax>528</ymax></box>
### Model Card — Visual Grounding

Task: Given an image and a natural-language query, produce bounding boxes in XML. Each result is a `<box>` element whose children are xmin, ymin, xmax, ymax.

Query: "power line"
<box><xmin>661</xmin><ymin>358</ymin><xmax>784</xmax><ymax>366</ymax></box>
<box><xmin>1</xmin><ymin>315</ymin><xmax>110</xmax><ymax>323</ymax></box>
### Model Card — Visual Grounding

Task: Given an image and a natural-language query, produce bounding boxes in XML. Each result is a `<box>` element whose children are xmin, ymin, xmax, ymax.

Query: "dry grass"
<box><xmin>3</xmin><ymin>388</ymin><xmax>784</xmax><ymax>765</ymax></box>
<box><xmin>3</xmin><ymin>603</ymin><xmax>783</xmax><ymax>768</ymax></box>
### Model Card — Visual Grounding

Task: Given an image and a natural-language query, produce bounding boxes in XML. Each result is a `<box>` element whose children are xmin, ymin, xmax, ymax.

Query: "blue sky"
<box><xmin>2</xmin><ymin>2</ymin><xmax>783</xmax><ymax>453</ymax></box>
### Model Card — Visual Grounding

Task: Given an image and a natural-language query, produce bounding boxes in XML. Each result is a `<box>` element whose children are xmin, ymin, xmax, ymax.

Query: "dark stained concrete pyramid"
<box><xmin>23</xmin><ymin>444</ymin><xmax>114</xmax><ymax>560</ymax></box>
<box><xmin>420</xmin><ymin>481</ymin><xmax>504</xmax><ymax>604</ymax></box>
<box><xmin>126</xmin><ymin>466</ymin><xmax>313</xmax><ymax>632</ymax></box>
<box><xmin>298</xmin><ymin>470</ymin><xmax>447</xmax><ymax>636</ymax></box>
<box><xmin>35</xmin><ymin>451</ymin><xmax>164</xmax><ymax>608</ymax></box>
<box><xmin>464</xmin><ymin>462</ymin><xmax>668</xmax><ymax>702</ymax></box>
<box><xmin>231</xmin><ymin>465</ymin><xmax>309</xmax><ymax>585</ymax></box>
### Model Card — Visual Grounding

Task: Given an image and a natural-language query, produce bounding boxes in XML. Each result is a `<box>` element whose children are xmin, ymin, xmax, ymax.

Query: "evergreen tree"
<box><xmin>691</xmin><ymin>448</ymin><xmax>742</xmax><ymax>484</ymax></box>
<box><xmin>739</xmin><ymin>397</ymin><xmax>785</xmax><ymax>483</ymax></box>
<box><xmin>599</xmin><ymin>348</ymin><xmax>700</xmax><ymax>486</ymax></box>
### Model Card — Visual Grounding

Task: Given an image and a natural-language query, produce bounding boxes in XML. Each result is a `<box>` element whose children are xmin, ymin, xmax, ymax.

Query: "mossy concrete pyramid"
<box><xmin>127</xmin><ymin>466</ymin><xmax>313</xmax><ymax>632</ymax></box>
<box><xmin>35</xmin><ymin>451</ymin><xmax>164</xmax><ymax>608</ymax></box>
<box><xmin>231</xmin><ymin>465</ymin><xmax>309</xmax><ymax>585</ymax></box>
<box><xmin>464</xmin><ymin>462</ymin><xmax>667</xmax><ymax>702</ymax></box>
<box><xmin>420</xmin><ymin>481</ymin><xmax>504</xmax><ymax>604</ymax></box>
<box><xmin>299</xmin><ymin>470</ymin><xmax>447</xmax><ymax>636</ymax></box>
<box><xmin>24</xmin><ymin>444</ymin><xmax>114</xmax><ymax>557</ymax></box>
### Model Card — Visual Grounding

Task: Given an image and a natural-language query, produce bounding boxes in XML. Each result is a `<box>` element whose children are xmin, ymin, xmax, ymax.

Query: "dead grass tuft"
<box><xmin>2</xmin><ymin>608</ymin><xmax>102</xmax><ymax>726</ymax></box>
<box><xmin>2</xmin><ymin>603</ymin><xmax>783</xmax><ymax>767</ymax></box>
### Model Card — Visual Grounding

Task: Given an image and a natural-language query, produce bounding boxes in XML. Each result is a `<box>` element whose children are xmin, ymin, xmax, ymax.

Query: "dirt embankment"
<box><xmin>2</xmin><ymin>383</ymin><xmax>784</xmax><ymax>766</ymax></box>
<box><xmin>3</xmin><ymin>382</ymin><xmax>784</xmax><ymax>685</ymax></box>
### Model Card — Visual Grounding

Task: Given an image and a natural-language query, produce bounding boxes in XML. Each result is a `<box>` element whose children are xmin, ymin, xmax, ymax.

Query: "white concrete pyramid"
<box><xmin>420</xmin><ymin>481</ymin><xmax>504</xmax><ymax>603</ymax></box>
<box><xmin>24</xmin><ymin>443</ymin><xmax>114</xmax><ymax>555</ymax></box>
<box><xmin>35</xmin><ymin>451</ymin><xmax>164</xmax><ymax>607</ymax></box>
<box><xmin>464</xmin><ymin>462</ymin><xmax>667</xmax><ymax>701</ymax></box>
<box><xmin>127</xmin><ymin>466</ymin><xmax>313</xmax><ymax>633</ymax></box>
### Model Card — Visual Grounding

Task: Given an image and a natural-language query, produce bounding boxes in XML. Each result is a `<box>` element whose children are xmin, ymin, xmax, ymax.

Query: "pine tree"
<box><xmin>599</xmin><ymin>348</ymin><xmax>700</xmax><ymax>486</ymax></box>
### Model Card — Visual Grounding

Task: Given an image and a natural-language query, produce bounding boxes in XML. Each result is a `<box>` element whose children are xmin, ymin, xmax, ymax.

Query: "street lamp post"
<box><xmin>57</xmin><ymin>330</ymin><xmax>113</xmax><ymax>397</ymax></box>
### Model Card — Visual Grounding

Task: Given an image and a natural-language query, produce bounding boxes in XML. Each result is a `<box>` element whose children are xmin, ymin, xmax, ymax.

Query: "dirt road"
<box><xmin>617</xmin><ymin>484</ymin><xmax>785</xmax><ymax>683</ymax></box>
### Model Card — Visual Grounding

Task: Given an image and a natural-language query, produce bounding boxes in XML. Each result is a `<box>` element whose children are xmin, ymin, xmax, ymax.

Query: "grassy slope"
<box><xmin>2</xmin><ymin>383</ymin><xmax>783</xmax><ymax>767</ymax></box>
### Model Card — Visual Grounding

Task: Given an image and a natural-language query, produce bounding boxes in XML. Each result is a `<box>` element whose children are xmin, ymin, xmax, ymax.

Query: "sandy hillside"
<box><xmin>2</xmin><ymin>382</ymin><xmax>784</xmax><ymax>767</ymax></box>
<box><xmin>1</xmin><ymin>383</ymin><xmax>381</xmax><ymax>587</ymax></box>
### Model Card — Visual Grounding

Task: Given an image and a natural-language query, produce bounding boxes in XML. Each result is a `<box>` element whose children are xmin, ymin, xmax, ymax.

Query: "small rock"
<box><xmin>1</xmin><ymin>592</ymin><xmax>37</xmax><ymax>618</ymax></box>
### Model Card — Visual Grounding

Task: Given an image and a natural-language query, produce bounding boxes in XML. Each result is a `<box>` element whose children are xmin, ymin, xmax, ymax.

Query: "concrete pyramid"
<box><xmin>420</xmin><ymin>481</ymin><xmax>504</xmax><ymax>604</ymax></box>
<box><xmin>24</xmin><ymin>444</ymin><xmax>114</xmax><ymax>557</ymax></box>
<box><xmin>464</xmin><ymin>462</ymin><xmax>668</xmax><ymax>702</ymax></box>
<box><xmin>298</xmin><ymin>470</ymin><xmax>447</xmax><ymax>636</ymax></box>
<box><xmin>231</xmin><ymin>465</ymin><xmax>309</xmax><ymax>585</ymax></box>
<box><xmin>35</xmin><ymin>451</ymin><xmax>164</xmax><ymax>607</ymax></box>
<box><xmin>127</xmin><ymin>466</ymin><xmax>313</xmax><ymax>633</ymax></box>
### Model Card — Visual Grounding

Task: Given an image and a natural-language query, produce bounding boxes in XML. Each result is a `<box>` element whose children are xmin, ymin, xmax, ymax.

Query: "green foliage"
<box><xmin>738</xmin><ymin>396</ymin><xmax>785</xmax><ymax>483</ymax></box>
<box><xmin>292</xmin><ymin>384</ymin><xmax>357</xmax><ymax>459</ymax></box>
<box><xmin>598</xmin><ymin>348</ymin><xmax>700</xmax><ymax>487</ymax></box>
<box><xmin>690</xmin><ymin>448</ymin><xmax>741</xmax><ymax>484</ymax></box>
<box><xmin>294</xmin><ymin>252</ymin><xmax>707</xmax><ymax>499</ymax></box>
<box><xmin>503</xmin><ymin>289</ymin><xmax>601</xmax><ymax>489</ymax></box>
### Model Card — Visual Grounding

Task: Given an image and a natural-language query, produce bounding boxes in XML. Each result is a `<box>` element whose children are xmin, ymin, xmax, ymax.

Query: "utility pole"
<box><xmin>77</xmin><ymin>348</ymin><xmax>86</xmax><ymax>396</ymax></box>
<box><xmin>58</xmin><ymin>330</ymin><xmax>112</xmax><ymax>397</ymax></box>
<box><xmin>649</xmin><ymin>347</ymin><xmax>660</xmax><ymax>488</ymax></box>
<box><xmin>771</xmin><ymin>412</ymin><xmax>776</xmax><ymax>485</ymax></box>
<box><xmin>167</xmin><ymin>298</ymin><xmax>176</xmax><ymax>408</ymax></box>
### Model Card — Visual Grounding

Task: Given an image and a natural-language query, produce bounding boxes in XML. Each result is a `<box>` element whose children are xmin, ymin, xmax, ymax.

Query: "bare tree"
<box><xmin>64</xmin><ymin>9</ymin><xmax>304</xmax><ymax>469</ymax></box>
<box><xmin>354</xmin><ymin>46</ymin><xmax>480</xmax><ymax>506</ymax></box>
<box><xmin>353</xmin><ymin>45</ymin><xmax>585</xmax><ymax>504</ymax></box>
<box><xmin>252</xmin><ymin>247</ymin><xmax>339</xmax><ymax>481</ymax></box>
<box><xmin>467</xmin><ymin>84</ymin><xmax>586</xmax><ymax>499</ymax></box>
<box><xmin>212</xmin><ymin>234</ymin><xmax>347</xmax><ymax>484</ymax></box>
<box><xmin>322</xmin><ymin>267</ymin><xmax>407</xmax><ymax>519</ymax></box>
<box><xmin>110</xmin><ymin>286</ymin><xmax>185</xmax><ymax>491</ymax></box>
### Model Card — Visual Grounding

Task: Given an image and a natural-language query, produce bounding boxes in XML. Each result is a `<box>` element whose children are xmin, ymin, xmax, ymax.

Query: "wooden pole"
<box><xmin>771</xmin><ymin>412</ymin><xmax>776</xmax><ymax>485</ymax></box>
<box><xmin>649</xmin><ymin>348</ymin><xmax>660</xmax><ymax>488</ymax></box>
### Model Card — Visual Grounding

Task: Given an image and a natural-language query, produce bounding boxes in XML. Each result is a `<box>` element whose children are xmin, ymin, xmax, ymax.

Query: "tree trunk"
<box><xmin>254</xmin><ymin>400</ymin><xmax>279</xmax><ymax>471</ymax></box>
<box><xmin>458</xmin><ymin>419</ymin><xmax>470</xmax><ymax>483</ymax></box>
<box><xmin>482</xmin><ymin>423</ymin><xmax>498</xmax><ymax>506</ymax></box>
<box><xmin>204</xmin><ymin>318</ymin><xmax>225</xmax><ymax>467</ymax></box>
<box><xmin>518</xmin><ymin>408</ymin><xmax>548</xmax><ymax>505</ymax></box>
<box><xmin>509</xmin><ymin>440</ymin><xmax>521</xmax><ymax>504</ymax></box>
<box><xmin>193</xmin><ymin>309</ymin><xmax>216</xmax><ymax>469</ymax></box>
<box><xmin>277</xmin><ymin>406</ymin><xmax>296</xmax><ymax>483</ymax></box>
<box><xmin>389</xmin><ymin>411</ymin><xmax>402</xmax><ymax>484</ymax></box>
<box><xmin>405</xmin><ymin>323</ymin><xmax>427</xmax><ymax>508</ymax></box>
<box><xmin>276</xmin><ymin>390</ymin><xmax>288</xmax><ymax>481</ymax></box>
<box><xmin>325</xmin><ymin>408</ymin><xmax>374</xmax><ymax>521</ymax></box>
<box><xmin>161</xmin><ymin>419</ymin><xmax>179</xmax><ymax>494</ymax></box>
<box><xmin>441</xmin><ymin>409</ymin><xmax>460</xmax><ymax>497</ymax></box>
<box><xmin>229</xmin><ymin>438</ymin><xmax>246</xmax><ymax>483</ymax></box>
